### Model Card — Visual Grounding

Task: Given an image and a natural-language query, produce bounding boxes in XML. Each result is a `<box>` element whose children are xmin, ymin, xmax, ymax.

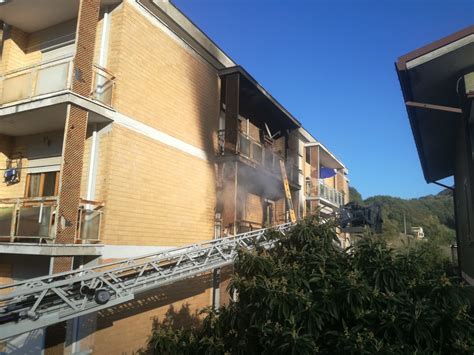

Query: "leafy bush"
<box><xmin>146</xmin><ymin>217</ymin><xmax>474</xmax><ymax>354</ymax></box>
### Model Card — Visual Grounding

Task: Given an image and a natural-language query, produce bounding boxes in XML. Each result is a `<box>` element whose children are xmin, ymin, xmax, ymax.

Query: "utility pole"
<box><xmin>403</xmin><ymin>213</ymin><xmax>407</xmax><ymax>236</ymax></box>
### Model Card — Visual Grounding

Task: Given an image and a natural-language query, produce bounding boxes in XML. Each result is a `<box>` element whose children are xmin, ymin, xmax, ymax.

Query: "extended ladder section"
<box><xmin>279</xmin><ymin>160</ymin><xmax>297</xmax><ymax>223</ymax></box>
<box><xmin>0</xmin><ymin>223</ymin><xmax>293</xmax><ymax>340</ymax></box>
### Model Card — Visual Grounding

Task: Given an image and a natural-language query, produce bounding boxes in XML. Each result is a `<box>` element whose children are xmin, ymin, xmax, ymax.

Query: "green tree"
<box><xmin>144</xmin><ymin>217</ymin><xmax>474</xmax><ymax>354</ymax></box>
<box><xmin>349</xmin><ymin>186</ymin><xmax>363</xmax><ymax>203</ymax></box>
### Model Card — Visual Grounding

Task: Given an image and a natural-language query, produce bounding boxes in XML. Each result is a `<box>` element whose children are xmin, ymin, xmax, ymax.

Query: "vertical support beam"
<box><xmin>454</xmin><ymin>76</ymin><xmax>474</xmax><ymax>281</ymax></box>
<box><xmin>221</xmin><ymin>162</ymin><xmax>238</xmax><ymax>234</ymax></box>
<box><xmin>212</xmin><ymin>268</ymin><xmax>221</xmax><ymax>310</ymax></box>
<box><xmin>309</xmin><ymin>146</ymin><xmax>320</xmax><ymax>213</ymax></box>
<box><xmin>224</xmin><ymin>73</ymin><xmax>240</xmax><ymax>153</ymax></box>
<box><xmin>54</xmin><ymin>0</ymin><xmax>100</xmax><ymax>273</ymax></box>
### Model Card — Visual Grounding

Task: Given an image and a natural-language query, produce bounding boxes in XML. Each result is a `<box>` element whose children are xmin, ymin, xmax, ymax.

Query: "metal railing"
<box><xmin>0</xmin><ymin>197</ymin><xmax>104</xmax><ymax>243</ymax></box>
<box><xmin>218</xmin><ymin>131</ymin><xmax>298</xmax><ymax>184</ymax></box>
<box><xmin>318</xmin><ymin>182</ymin><xmax>345</xmax><ymax>207</ymax></box>
<box><xmin>286</xmin><ymin>163</ymin><xmax>300</xmax><ymax>185</ymax></box>
<box><xmin>305</xmin><ymin>182</ymin><xmax>344</xmax><ymax>207</ymax></box>
<box><xmin>263</xmin><ymin>147</ymin><xmax>282</xmax><ymax>174</ymax></box>
<box><xmin>237</xmin><ymin>132</ymin><xmax>263</xmax><ymax>164</ymax></box>
<box><xmin>91</xmin><ymin>64</ymin><xmax>115</xmax><ymax>106</ymax></box>
<box><xmin>0</xmin><ymin>57</ymin><xmax>115</xmax><ymax>106</ymax></box>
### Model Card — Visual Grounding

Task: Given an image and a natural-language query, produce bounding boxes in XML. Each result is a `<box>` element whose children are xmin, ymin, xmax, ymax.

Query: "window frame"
<box><xmin>24</xmin><ymin>171</ymin><xmax>60</xmax><ymax>198</ymax></box>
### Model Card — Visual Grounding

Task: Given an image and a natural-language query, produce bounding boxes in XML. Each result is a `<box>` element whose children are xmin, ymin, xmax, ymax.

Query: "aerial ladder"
<box><xmin>0</xmin><ymin>223</ymin><xmax>293</xmax><ymax>340</ymax></box>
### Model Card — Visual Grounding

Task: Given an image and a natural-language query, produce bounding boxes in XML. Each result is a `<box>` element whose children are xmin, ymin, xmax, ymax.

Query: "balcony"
<box><xmin>306</xmin><ymin>181</ymin><xmax>344</xmax><ymax>207</ymax></box>
<box><xmin>218</xmin><ymin>131</ymin><xmax>299</xmax><ymax>185</ymax></box>
<box><xmin>0</xmin><ymin>57</ymin><xmax>115</xmax><ymax>107</ymax></box>
<box><xmin>0</xmin><ymin>196</ymin><xmax>104</xmax><ymax>244</ymax></box>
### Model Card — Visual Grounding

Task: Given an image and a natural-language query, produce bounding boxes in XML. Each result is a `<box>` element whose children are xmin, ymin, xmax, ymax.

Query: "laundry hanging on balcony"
<box><xmin>320</xmin><ymin>167</ymin><xmax>336</xmax><ymax>179</ymax></box>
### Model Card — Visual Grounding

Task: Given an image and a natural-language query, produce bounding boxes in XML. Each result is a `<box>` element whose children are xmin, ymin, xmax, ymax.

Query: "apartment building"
<box><xmin>0</xmin><ymin>0</ymin><xmax>349</xmax><ymax>353</ymax></box>
<box><xmin>396</xmin><ymin>25</ymin><xmax>474</xmax><ymax>285</ymax></box>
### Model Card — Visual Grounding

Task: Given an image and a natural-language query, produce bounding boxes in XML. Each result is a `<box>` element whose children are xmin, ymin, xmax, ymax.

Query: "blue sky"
<box><xmin>173</xmin><ymin>0</ymin><xmax>474</xmax><ymax>199</ymax></box>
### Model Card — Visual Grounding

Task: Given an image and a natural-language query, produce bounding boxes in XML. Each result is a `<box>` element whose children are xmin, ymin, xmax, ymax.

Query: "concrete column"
<box><xmin>224</xmin><ymin>73</ymin><xmax>240</xmax><ymax>153</ymax></box>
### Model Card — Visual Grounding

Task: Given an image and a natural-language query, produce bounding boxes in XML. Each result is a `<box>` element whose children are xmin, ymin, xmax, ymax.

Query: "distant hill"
<box><xmin>349</xmin><ymin>187</ymin><xmax>455</xmax><ymax>246</ymax></box>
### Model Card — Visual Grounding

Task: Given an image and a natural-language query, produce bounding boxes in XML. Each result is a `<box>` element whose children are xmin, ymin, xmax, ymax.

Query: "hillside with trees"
<box><xmin>349</xmin><ymin>187</ymin><xmax>456</xmax><ymax>247</ymax></box>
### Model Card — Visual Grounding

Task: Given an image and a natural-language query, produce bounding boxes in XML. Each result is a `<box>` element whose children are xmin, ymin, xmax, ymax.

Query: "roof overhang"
<box><xmin>0</xmin><ymin>0</ymin><xmax>121</xmax><ymax>33</ymax></box>
<box><xmin>220</xmin><ymin>66</ymin><xmax>301</xmax><ymax>131</ymax></box>
<box><xmin>396</xmin><ymin>25</ymin><xmax>474</xmax><ymax>182</ymax></box>
<box><xmin>305</xmin><ymin>142</ymin><xmax>345</xmax><ymax>170</ymax></box>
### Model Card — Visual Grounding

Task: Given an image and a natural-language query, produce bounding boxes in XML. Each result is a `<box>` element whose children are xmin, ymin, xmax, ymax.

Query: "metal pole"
<box><xmin>404</xmin><ymin>213</ymin><xmax>407</xmax><ymax>236</ymax></box>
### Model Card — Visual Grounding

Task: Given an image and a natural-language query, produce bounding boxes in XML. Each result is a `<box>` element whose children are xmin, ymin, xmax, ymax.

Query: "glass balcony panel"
<box><xmin>251</xmin><ymin>142</ymin><xmax>263</xmax><ymax>164</ymax></box>
<box><xmin>1</xmin><ymin>72</ymin><xmax>32</xmax><ymax>104</ymax></box>
<box><xmin>16</xmin><ymin>206</ymin><xmax>52</xmax><ymax>237</ymax></box>
<box><xmin>264</xmin><ymin>148</ymin><xmax>273</xmax><ymax>169</ymax></box>
<box><xmin>35</xmin><ymin>62</ymin><xmax>69</xmax><ymax>96</ymax></box>
<box><xmin>79</xmin><ymin>210</ymin><xmax>102</xmax><ymax>241</ymax></box>
<box><xmin>318</xmin><ymin>181</ymin><xmax>344</xmax><ymax>207</ymax></box>
<box><xmin>239</xmin><ymin>134</ymin><xmax>250</xmax><ymax>157</ymax></box>
<box><xmin>0</xmin><ymin>207</ymin><xmax>14</xmax><ymax>236</ymax></box>
<box><xmin>92</xmin><ymin>72</ymin><xmax>114</xmax><ymax>105</ymax></box>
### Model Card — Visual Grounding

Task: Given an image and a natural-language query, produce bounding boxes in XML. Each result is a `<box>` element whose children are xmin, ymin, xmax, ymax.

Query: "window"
<box><xmin>25</xmin><ymin>172</ymin><xmax>59</xmax><ymax>198</ymax></box>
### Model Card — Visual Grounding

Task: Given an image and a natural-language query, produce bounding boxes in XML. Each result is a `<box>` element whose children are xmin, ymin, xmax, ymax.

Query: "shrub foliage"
<box><xmin>146</xmin><ymin>217</ymin><xmax>474</xmax><ymax>354</ymax></box>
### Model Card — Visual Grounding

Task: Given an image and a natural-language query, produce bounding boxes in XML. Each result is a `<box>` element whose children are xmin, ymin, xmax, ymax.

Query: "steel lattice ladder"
<box><xmin>0</xmin><ymin>223</ymin><xmax>293</xmax><ymax>340</ymax></box>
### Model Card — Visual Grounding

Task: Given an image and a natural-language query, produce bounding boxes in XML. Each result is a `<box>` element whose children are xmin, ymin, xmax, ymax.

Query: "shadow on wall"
<box><xmin>68</xmin><ymin>272</ymin><xmax>212</xmax><ymax>351</ymax></box>
<box><xmin>96</xmin><ymin>273</ymin><xmax>210</xmax><ymax>328</ymax></box>
<box><xmin>136</xmin><ymin>303</ymin><xmax>203</xmax><ymax>355</ymax></box>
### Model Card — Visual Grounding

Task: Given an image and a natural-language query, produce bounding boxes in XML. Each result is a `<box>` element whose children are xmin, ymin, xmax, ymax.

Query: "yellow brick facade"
<box><xmin>0</xmin><ymin>1</ymin><xmax>350</xmax><ymax>353</ymax></box>
<box><xmin>98</xmin><ymin>125</ymin><xmax>216</xmax><ymax>246</ymax></box>
<box><xmin>106</xmin><ymin>2</ymin><xmax>220</xmax><ymax>154</ymax></box>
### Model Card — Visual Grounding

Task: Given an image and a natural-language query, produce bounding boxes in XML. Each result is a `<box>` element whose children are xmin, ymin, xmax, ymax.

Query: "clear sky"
<box><xmin>173</xmin><ymin>0</ymin><xmax>474</xmax><ymax>199</ymax></box>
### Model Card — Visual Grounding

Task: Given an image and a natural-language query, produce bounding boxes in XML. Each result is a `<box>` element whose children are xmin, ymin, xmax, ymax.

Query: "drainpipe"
<box><xmin>85</xmin><ymin>6</ymin><xmax>109</xmax><ymax>205</ymax></box>
<box><xmin>86</xmin><ymin>125</ymin><xmax>98</xmax><ymax>204</ymax></box>
<box><xmin>98</xmin><ymin>7</ymin><xmax>110</xmax><ymax>68</ymax></box>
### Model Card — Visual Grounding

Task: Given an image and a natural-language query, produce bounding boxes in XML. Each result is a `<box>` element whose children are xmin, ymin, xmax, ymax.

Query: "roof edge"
<box><xmin>396</xmin><ymin>24</ymin><xmax>474</xmax><ymax>71</ymax></box>
<box><xmin>305</xmin><ymin>142</ymin><xmax>346</xmax><ymax>170</ymax></box>
<box><xmin>220</xmin><ymin>66</ymin><xmax>301</xmax><ymax>128</ymax></box>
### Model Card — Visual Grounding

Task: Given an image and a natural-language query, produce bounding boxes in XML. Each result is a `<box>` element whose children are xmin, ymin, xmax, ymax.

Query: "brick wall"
<box><xmin>275</xmin><ymin>197</ymin><xmax>286</xmax><ymax>223</ymax></box>
<box><xmin>0</xmin><ymin>26</ymin><xmax>29</xmax><ymax>73</ymax></box>
<box><xmin>245</xmin><ymin>193</ymin><xmax>263</xmax><ymax>224</ymax></box>
<box><xmin>90</xmin><ymin>272</ymin><xmax>214</xmax><ymax>354</ymax></box>
<box><xmin>106</xmin><ymin>1</ymin><xmax>220</xmax><ymax>154</ymax></box>
<box><xmin>99</xmin><ymin>125</ymin><xmax>216</xmax><ymax>246</ymax></box>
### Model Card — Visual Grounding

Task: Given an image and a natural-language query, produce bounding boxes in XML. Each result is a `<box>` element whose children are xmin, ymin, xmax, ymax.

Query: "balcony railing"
<box><xmin>0</xmin><ymin>56</ymin><xmax>115</xmax><ymax>106</ymax></box>
<box><xmin>306</xmin><ymin>182</ymin><xmax>344</xmax><ymax>207</ymax></box>
<box><xmin>318</xmin><ymin>182</ymin><xmax>345</xmax><ymax>207</ymax></box>
<box><xmin>218</xmin><ymin>131</ymin><xmax>299</xmax><ymax>184</ymax></box>
<box><xmin>0</xmin><ymin>197</ymin><xmax>104</xmax><ymax>243</ymax></box>
<box><xmin>0</xmin><ymin>56</ymin><xmax>73</xmax><ymax>105</ymax></box>
<box><xmin>286</xmin><ymin>163</ymin><xmax>300</xmax><ymax>185</ymax></box>
<box><xmin>91</xmin><ymin>64</ymin><xmax>115</xmax><ymax>106</ymax></box>
<box><xmin>238</xmin><ymin>132</ymin><xmax>263</xmax><ymax>164</ymax></box>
